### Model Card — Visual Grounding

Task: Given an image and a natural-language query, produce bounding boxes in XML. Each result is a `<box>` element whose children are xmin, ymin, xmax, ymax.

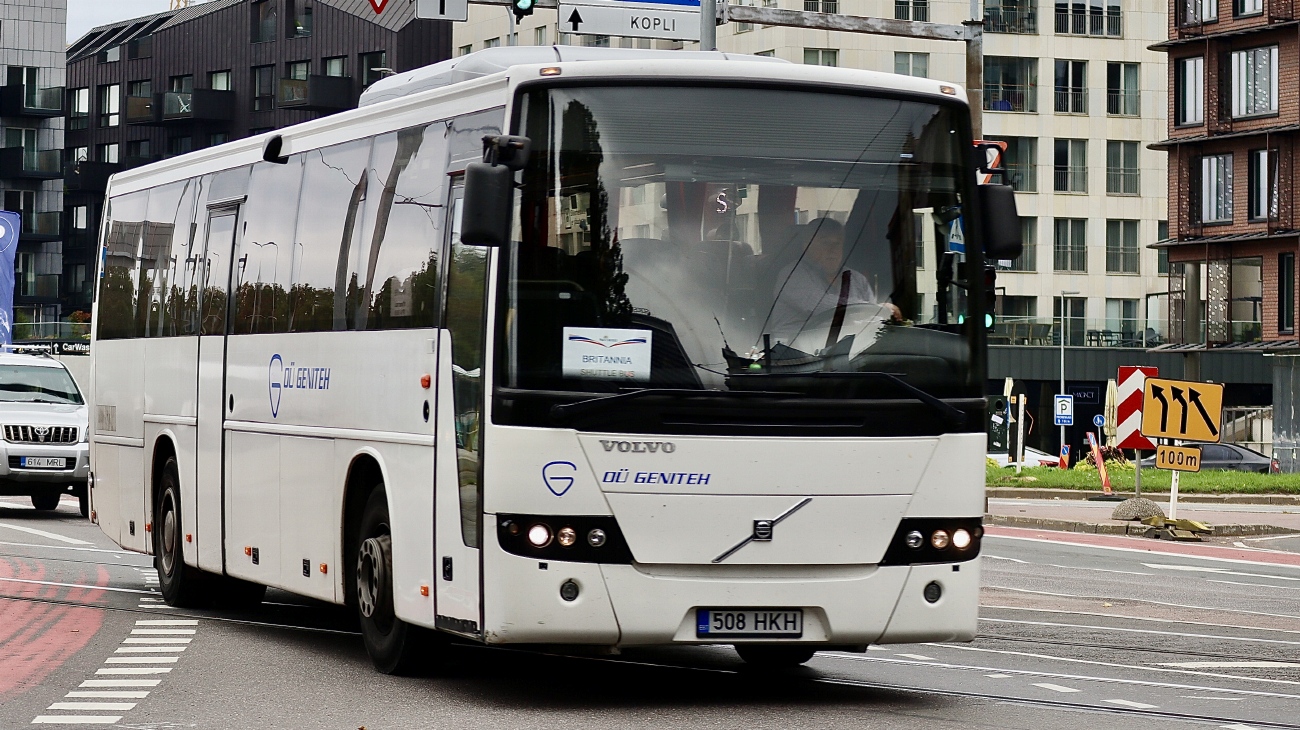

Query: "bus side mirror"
<box><xmin>978</xmin><ymin>184</ymin><xmax>1022</xmax><ymax>260</ymax></box>
<box><xmin>460</xmin><ymin>162</ymin><xmax>514</xmax><ymax>248</ymax></box>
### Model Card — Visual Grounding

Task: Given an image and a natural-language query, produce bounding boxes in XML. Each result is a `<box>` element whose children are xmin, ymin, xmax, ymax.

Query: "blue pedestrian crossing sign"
<box><xmin>1093</xmin><ymin>414</ymin><xmax>1105</xmax><ymax>428</ymax></box>
<box><xmin>1054</xmin><ymin>394</ymin><xmax>1074</xmax><ymax>426</ymax></box>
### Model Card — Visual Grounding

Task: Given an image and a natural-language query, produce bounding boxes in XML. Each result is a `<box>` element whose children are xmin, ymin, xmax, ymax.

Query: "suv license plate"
<box><xmin>696</xmin><ymin>609</ymin><xmax>803</xmax><ymax>638</ymax></box>
<box><xmin>20</xmin><ymin>457</ymin><xmax>66</xmax><ymax>469</ymax></box>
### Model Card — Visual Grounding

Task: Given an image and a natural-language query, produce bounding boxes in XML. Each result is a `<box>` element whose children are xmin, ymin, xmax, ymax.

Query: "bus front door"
<box><xmin>434</xmin><ymin>186</ymin><xmax>487</xmax><ymax>638</ymax></box>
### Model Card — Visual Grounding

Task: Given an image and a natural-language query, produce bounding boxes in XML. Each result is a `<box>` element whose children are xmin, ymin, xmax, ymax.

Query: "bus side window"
<box><xmin>97</xmin><ymin>191</ymin><xmax>150</xmax><ymax>341</ymax></box>
<box><xmin>235</xmin><ymin>157</ymin><xmax>304</xmax><ymax>335</ymax></box>
<box><xmin>139</xmin><ymin>179</ymin><xmax>199</xmax><ymax>338</ymax></box>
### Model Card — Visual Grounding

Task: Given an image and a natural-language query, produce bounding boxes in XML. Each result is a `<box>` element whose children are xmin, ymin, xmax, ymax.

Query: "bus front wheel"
<box><xmin>355</xmin><ymin>487</ymin><xmax>434</xmax><ymax>674</ymax></box>
<box><xmin>155</xmin><ymin>457</ymin><xmax>212</xmax><ymax>608</ymax></box>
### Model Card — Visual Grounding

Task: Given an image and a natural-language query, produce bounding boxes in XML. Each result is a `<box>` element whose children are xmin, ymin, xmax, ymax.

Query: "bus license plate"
<box><xmin>696</xmin><ymin>609</ymin><xmax>803</xmax><ymax>638</ymax></box>
<box><xmin>19</xmin><ymin>457</ymin><xmax>66</xmax><ymax>469</ymax></box>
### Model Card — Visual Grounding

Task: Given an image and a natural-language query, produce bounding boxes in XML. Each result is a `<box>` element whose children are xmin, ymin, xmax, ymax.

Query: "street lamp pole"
<box><xmin>1059</xmin><ymin>290</ymin><xmax>1080</xmax><ymax>461</ymax></box>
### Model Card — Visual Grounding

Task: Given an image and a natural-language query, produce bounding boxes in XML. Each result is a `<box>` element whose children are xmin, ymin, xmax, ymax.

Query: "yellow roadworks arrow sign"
<box><xmin>1154</xmin><ymin>444</ymin><xmax>1202</xmax><ymax>473</ymax></box>
<box><xmin>1140</xmin><ymin>378</ymin><xmax>1224</xmax><ymax>443</ymax></box>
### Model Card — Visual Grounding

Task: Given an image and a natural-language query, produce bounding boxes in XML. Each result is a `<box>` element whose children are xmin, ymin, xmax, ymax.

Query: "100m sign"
<box><xmin>1155</xmin><ymin>444</ymin><xmax>1202</xmax><ymax>473</ymax></box>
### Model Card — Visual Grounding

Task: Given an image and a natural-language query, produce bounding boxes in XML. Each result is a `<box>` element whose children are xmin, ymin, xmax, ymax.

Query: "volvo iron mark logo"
<box><xmin>542</xmin><ymin>461</ymin><xmax>577</xmax><ymax>496</ymax></box>
<box><xmin>268</xmin><ymin>354</ymin><xmax>284</xmax><ymax>418</ymax></box>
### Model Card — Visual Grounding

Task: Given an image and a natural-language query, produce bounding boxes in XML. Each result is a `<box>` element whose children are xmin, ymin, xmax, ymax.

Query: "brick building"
<box><xmin>1153</xmin><ymin>0</ymin><xmax>1298</xmax><ymax>348</ymax></box>
<box><xmin>60</xmin><ymin>0</ymin><xmax>451</xmax><ymax>319</ymax></box>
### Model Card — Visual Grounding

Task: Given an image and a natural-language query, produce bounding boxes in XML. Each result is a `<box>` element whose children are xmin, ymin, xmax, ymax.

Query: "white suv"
<box><xmin>0</xmin><ymin>351</ymin><xmax>91</xmax><ymax>516</ymax></box>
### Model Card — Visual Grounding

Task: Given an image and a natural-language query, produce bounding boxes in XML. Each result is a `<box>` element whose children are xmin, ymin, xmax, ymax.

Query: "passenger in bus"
<box><xmin>767</xmin><ymin>217</ymin><xmax>901</xmax><ymax>343</ymax></box>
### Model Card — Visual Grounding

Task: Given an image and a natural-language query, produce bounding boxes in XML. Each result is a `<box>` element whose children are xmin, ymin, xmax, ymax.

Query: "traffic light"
<box><xmin>513</xmin><ymin>0</ymin><xmax>534</xmax><ymax>19</ymax></box>
<box><xmin>983</xmin><ymin>265</ymin><xmax>997</xmax><ymax>329</ymax></box>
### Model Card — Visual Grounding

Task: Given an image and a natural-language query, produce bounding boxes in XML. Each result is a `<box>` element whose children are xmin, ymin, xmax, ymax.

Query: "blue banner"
<box><xmin>0</xmin><ymin>211</ymin><xmax>19</xmax><ymax>346</ymax></box>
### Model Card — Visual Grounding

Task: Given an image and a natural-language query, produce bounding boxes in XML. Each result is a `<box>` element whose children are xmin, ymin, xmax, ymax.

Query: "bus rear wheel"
<box><xmin>155</xmin><ymin>456</ymin><xmax>213</xmax><ymax>608</ymax></box>
<box><xmin>735</xmin><ymin>645</ymin><xmax>817</xmax><ymax>668</ymax></box>
<box><xmin>355</xmin><ymin>487</ymin><xmax>434</xmax><ymax>675</ymax></box>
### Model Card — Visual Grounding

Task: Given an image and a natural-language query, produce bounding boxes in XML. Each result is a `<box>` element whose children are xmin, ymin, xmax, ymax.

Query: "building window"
<box><xmin>1281</xmin><ymin>252</ymin><xmax>1295</xmax><ymax>333</ymax></box>
<box><xmin>127</xmin><ymin>79</ymin><xmax>151</xmax><ymax>98</ymax></box>
<box><xmin>170</xmin><ymin>75</ymin><xmax>193</xmax><ymax>93</ymax></box>
<box><xmin>1248</xmin><ymin>148</ymin><xmax>1279</xmax><ymax>221</ymax></box>
<box><xmin>1053</xmin><ymin>217</ymin><xmax>1087</xmax><ymax>272</ymax></box>
<box><xmin>98</xmin><ymin>84</ymin><xmax>120</xmax><ymax>127</ymax></box>
<box><xmin>803</xmin><ymin>48</ymin><xmax>838</xmax><ymax>66</ymax></box>
<box><xmin>287</xmin><ymin>61</ymin><xmax>310</xmax><ymax>80</ymax></box>
<box><xmin>1106</xmin><ymin>140</ymin><xmax>1140</xmax><ymax>195</ymax></box>
<box><xmin>253</xmin><ymin>65</ymin><xmax>275</xmax><ymax>111</ymax></box>
<box><xmin>1106</xmin><ymin>62</ymin><xmax>1139</xmax><ymax>116</ymax></box>
<box><xmin>805</xmin><ymin>0</ymin><xmax>839</xmax><ymax>11</ymax></box>
<box><xmin>209</xmin><ymin>70</ymin><xmax>232</xmax><ymax>90</ymax></box>
<box><xmin>96</xmin><ymin>143</ymin><xmax>120</xmax><ymax>164</ymax></box>
<box><xmin>1200</xmin><ymin>154</ymin><xmax>1233</xmax><ymax>223</ymax></box>
<box><xmin>360</xmin><ymin>51</ymin><xmax>388</xmax><ymax>87</ymax></box>
<box><xmin>1054</xmin><ymin>296</ymin><xmax>1087</xmax><ymax>345</ymax></box>
<box><xmin>535</xmin><ymin>27</ymin><xmax>548</xmax><ymax>45</ymax></box>
<box><xmin>1157</xmin><ymin>220</ymin><xmax>1169</xmax><ymax>274</ymax></box>
<box><xmin>756</xmin><ymin>50</ymin><xmax>776</xmax><ymax>57</ymax></box>
<box><xmin>98</xmin><ymin>45</ymin><xmax>121</xmax><ymax>64</ymax></box>
<box><xmin>288</xmin><ymin>0</ymin><xmax>313</xmax><ymax>37</ymax></box>
<box><xmin>895</xmin><ymin>0</ymin><xmax>929</xmax><ymax>21</ymax></box>
<box><xmin>1231</xmin><ymin>46</ymin><xmax>1278</xmax><ymax>118</ymax></box>
<box><xmin>69</xmin><ymin>87</ymin><xmax>89</xmax><ymax>130</ymax></box>
<box><xmin>168</xmin><ymin>136</ymin><xmax>193</xmax><ymax>156</ymax></box>
<box><xmin>457</xmin><ymin>45</ymin><xmax>473</xmax><ymax>56</ymax></box>
<box><xmin>71</xmin><ymin>206</ymin><xmax>88</xmax><ymax>230</ymax></box>
<box><xmin>1105</xmin><ymin>219</ymin><xmax>1139</xmax><ymax>273</ymax></box>
<box><xmin>252</xmin><ymin>0</ymin><xmax>277</xmax><ymax>43</ymax></box>
<box><xmin>1053</xmin><ymin>60</ymin><xmax>1087</xmax><ymax>113</ymax></box>
<box><xmin>1175</xmin><ymin>56</ymin><xmax>1204</xmax><ymax>125</ymax></box>
<box><xmin>984</xmin><ymin>57</ymin><xmax>1037</xmax><ymax>112</ymax></box>
<box><xmin>1001</xmin><ymin>217</ymin><xmax>1038</xmax><ymax>271</ymax></box>
<box><xmin>1055</xmin><ymin>0</ymin><xmax>1121</xmax><ymax>35</ymax></box>
<box><xmin>70</xmin><ymin>146</ymin><xmax>89</xmax><ymax>163</ymax></box>
<box><xmin>1236</xmin><ymin>0</ymin><xmax>1263</xmax><ymax>16</ymax></box>
<box><xmin>1105</xmin><ymin>298</ymin><xmax>1140</xmax><ymax>336</ymax></box>
<box><xmin>988</xmin><ymin>136</ymin><xmax>1037</xmax><ymax>192</ymax></box>
<box><xmin>894</xmin><ymin>52</ymin><xmax>929</xmax><ymax>78</ymax></box>
<box><xmin>1181</xmin><ymin>0</ymin><xmax>1217</xmax><ymax>23</ymax></box>
<box><xmin>323</xmin><ymin>57</ymin><xmax>347</xmax><ymax>77</ymax></box>
<box><xmin>1053</xmin><ymin>138</ymin><xmax>1087</xmax><ymax>193</ymax></box>
<box><xmin>984</xmin><ymin>0</ymin><xmax>1037</xmax><ymax>33</ymax></box>
<box><xmin>126</xmin><ymin>139</ymin><xmax>151</xmax><ymax>165</ymax></box>
<box><xmin>485</xmin><ymin>37</ymin><xmax>501</xmax><ymax>48</ymax></box>
<box><xmin>209</xmin><ymin>132</ymin><xmax>230</xmax><ymax>146</ymax></box>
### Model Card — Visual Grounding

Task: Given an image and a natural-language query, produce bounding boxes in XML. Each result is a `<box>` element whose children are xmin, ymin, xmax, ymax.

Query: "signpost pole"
<box><xmin>700</xmin><ymin>0</ymin><xmax>716</xmax><ymax>49</ymax></box>
<box><xmin>1169</xmin><ymin>440</ymin><xmax>1180</xmax><ymax>519</ymax></box>
<box><xmin>1016</xmin><ymin>395</ymin><xmax>1025</xmax><ymax>475</ymax></box>
<box><xmin>1134</xmin><ymin>451</ymin><xmax>1142</xmax><ymax>498</ymax></box>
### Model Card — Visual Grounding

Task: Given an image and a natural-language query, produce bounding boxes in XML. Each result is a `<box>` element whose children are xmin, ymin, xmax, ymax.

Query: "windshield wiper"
<box><xmin>551</xmin><ymin>388</ymin><xmax>798</xmax><ymax>422</ymax></box>
<box><xmin>730</xmin><ymin>371</ymin><xmax>967</xmax><ymax>427</ymax></box>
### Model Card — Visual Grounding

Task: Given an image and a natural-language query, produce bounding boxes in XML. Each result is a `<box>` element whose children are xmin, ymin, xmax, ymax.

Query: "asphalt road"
<box><xmin>3</xmin><ymin>496</ymin><xmax>1300</xmax><ymax>729</ymax></box>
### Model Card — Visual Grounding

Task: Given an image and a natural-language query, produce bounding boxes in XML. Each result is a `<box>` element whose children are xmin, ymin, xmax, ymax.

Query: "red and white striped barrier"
<box><xmin>1117</xmin><ymin>365</ymin><xmax>1158</xmax><ymax>451</ymax></box>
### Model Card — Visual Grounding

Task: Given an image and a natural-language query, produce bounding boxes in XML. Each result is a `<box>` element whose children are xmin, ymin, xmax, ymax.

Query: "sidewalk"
<box><xmin>985</xmin><ymin>488</ymin><xmax>1300</xmax><ymax>537</ymax></box>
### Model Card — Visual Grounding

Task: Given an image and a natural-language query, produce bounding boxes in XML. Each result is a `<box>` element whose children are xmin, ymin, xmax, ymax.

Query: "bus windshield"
<box><xmin>499</xmin><ymin>85</ymin><xmax>981</xmax><ymax>422</ymax></box>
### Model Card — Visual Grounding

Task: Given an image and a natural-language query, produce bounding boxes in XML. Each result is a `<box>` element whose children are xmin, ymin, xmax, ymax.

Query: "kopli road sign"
<box><xmin>1155</xmin><ymin>444</ymin><xmax>1202</xmax><ymax>472</ymax></box>
<box><xmin>1054</xmin><ymin>394</ymin><xmax>1073</xmax><ymax>427</ymax></box>
<box><xmin>1140</xmin><ymin>377</ymin><xmax>1224</xmax><ymax>443</ymax></box>
<box><xmin>559</xmin><ymin>0</ymin><xmax>702</xmax><ymax>41</ymax></box>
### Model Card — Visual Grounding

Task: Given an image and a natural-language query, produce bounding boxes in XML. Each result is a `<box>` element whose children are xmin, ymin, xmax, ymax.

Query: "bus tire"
<box><xmin>30</xmin><ymin>492</ymin><xmax>61</xmax><ymax>511</ymax></box>
<box><xmin>735</xmin><ymin>645</ymin><xmax>817</xmax><ymax>668</ymax></box>
<box><xmin>355</xmin><ymin>487</ymin><xmax>431</xmax><ymax>675</ymax></box>
<box><xmin>154</xmin><ymin>457</ymin><xmax>211</xmax><ymax>608</ymax></box>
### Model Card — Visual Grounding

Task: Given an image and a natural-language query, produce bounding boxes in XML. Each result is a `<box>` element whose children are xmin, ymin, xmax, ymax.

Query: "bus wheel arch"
<box><xmin>341</xmin><ymin>453</ymin><xmax>386</xmax><ymax>612</ymax></box>
<box><xmin>150</xmin><ymin>436</ymin><xmax>209</xmax><ymax>607</ymax></box>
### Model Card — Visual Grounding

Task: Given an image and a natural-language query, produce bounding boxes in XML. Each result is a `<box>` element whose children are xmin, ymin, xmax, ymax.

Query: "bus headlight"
<box><xmin>527</xmin><ymin>524</ymin><xmax>552</xmax><ymax>548</ymax></box>
<box><xmin>905</xmin><ymin>531</ymin><xmax>925</xmax><ymax>549</ymax></box>
<box><xmin>498</xmin><ymin>514</ymin><xmax>633</xmax><ymax>564</ymax></box>
<box><xmin>952</xmin><ymin>528</ymin><xmax>972</xmax><ymax>550</ymax></box>
<box><xmin>557</xmin><ymin>527</ymin><xmax>577</xmax><ymax>547</ymax></box>
<box><xmin>930</xmin><ymin>530</ymin><xmax>950</xmax><ymax>550</ymax></box>
<box><xmin>880</xmin><ymin>518</ymin><xmax>983</xmax><ymax>566</ymax></box>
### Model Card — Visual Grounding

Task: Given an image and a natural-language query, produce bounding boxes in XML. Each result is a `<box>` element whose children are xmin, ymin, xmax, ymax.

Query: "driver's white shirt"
<box><xmin>768</xmin><ymin>260</ymin><xmax>878</xmax><ymax>342</ymax></box>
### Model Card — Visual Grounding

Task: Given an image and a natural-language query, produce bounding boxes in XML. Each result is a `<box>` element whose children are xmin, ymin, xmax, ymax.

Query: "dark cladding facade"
<box><xmin>61</xmin><ymin>0</ymin><xmax>450</xmax><ymax>317</ymax></box>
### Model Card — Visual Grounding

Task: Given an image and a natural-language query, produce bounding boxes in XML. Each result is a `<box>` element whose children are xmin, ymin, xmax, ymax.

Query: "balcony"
<box><xmin>13</xmin><ymin>321</ymin><xmax>90</xmax><ymax>342</ymax></box>
<box><xmin>0</xmin><ymin>147</ymin><xmax>63</xmax><ymax>179</ymax></box>
<box><xmin>277</xmin><ymin>75</ymin><xmax>355</xmax><ymax>112</ymax></box>
<box><xmin>1106</xmin><ymin>169</ymin><xmax>1140</xmax><ymax>195</ymax></box>
<box><xmin>984</xmin><ymin>84</ymin><xmax>1037</xmax><ymax>113</ymax></box>
<box><xmin>14</xmin><ymin>275</ymin><xmax>60</xmax><ymax>302</ymax></box>
<box><xmin>14</xmin><ymin>211</ymin><xmax>60</xmax><ymax>242</ymax></box>
<box><xmin>0</xmin><ymin>85</ymin><xmax>63</xmax><ymax>117</ymax></box>
<box><xmin>159</xmin><ymin>89</ymin><xmax>236</xmax><ymax>124</ymax></box>
<box><xmin>64</xmin><ymin>160</ymin><xmax>122</xmax><ymax>192</ymax></box>
<box><xmin>1053</xmin><ymin>89</ymin><xmax>1088</xmax><ymax>114</ymax></box>
<box><xmin>988</xmin><ymin>317</ymin><xmax>1168</xmax><ymax>348</ymax></box>
<box><xmin>1054</xmin><ymin>8</ymin><xmax>1122</xmax><ymax>36</ymax></box>
<box><xmin>126</xmin><ymin>94</ymin><xmax>157</xmax><ymax>124</ymax></box>
<box><xmin>984</xmin><ymin>8</ymin><xmax>1037</xmax><ymax>33</ymax></box>
<box><xmin>1107</xmin><ymin>90</ymin><xmax>1139</xmax><ymax>116</ymax></box>
<box><xmin>1053</xmin><ymin>165</ymin><xmax>1087</xmax><ymax>193</ymax></box>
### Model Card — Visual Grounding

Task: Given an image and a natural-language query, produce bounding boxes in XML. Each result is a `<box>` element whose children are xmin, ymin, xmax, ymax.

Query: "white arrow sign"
<box><xmin>559</xmin><ymin>0</ymin><xmax>701</xmax><ymax>41</ymax></box>
<box><xmin>416</xmin><ymin>0</ymin><xmax>469</xmax><ymax>21</ymax></box>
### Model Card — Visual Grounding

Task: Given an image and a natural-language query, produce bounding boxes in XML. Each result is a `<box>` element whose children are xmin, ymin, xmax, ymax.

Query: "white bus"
<box><xmin>89</xmin><ymin>47</ymin><xmax>1021</xmax><ymax>673</ymax></box>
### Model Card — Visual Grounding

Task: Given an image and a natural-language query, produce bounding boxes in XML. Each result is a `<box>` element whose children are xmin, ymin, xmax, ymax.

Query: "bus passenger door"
<box><xmin>434</xmin><ymin>184</ymin><xmax>486</xmax><ymax>637</ymax></box>
<box><xmin>194</xmin><ymin>205</ymin><xmax>239</xmax><ymax>574</ymax></box>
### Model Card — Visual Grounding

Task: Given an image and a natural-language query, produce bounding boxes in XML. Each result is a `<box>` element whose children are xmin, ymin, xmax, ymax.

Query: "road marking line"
<box><xmin>121</xmin><ymin>638</ymin><xmax>190</xmax><ymax>644</ymax></box>
<box><xmin>0</xmin><ymin>577</ymin><xmax>153</xmax><ymax>595</ymax></box>
<box><xmin>0</xmin><ymin>522</ymin><xmax>92</xmax><ymax>545</ymax></box>
<box><xmin>95</xmin><ymin>668</ymin><xmax>172</xmax><ymax>675</ymax></box>
<box><xmin>984</xmin><ymin>555</ymin><xmax>1030</xmax><ymax>563</ymax></box>
<box><xmin>104</xmin><ymin>657</ymin><xmax>179</xmax><ymax>664</ymax></box>
<box><xmin>1183</xmin><ymin>696</ymin><xmax>1244</xmax><ymax>700</ymax></box>
<box><xmin>985</xmin><ymin>673</ymin><xmax>1012</xmax><ymax>678</ymax></box>
<box><xmin>135</xmin><ymin>604</ymin><xmax>168</xmax><ymax>609</ymax></box>
<box><xmin>135</xmin><ymin>620</ymin><xmax>197</xmax><ymax>626</ymax></box>
<box><xmin>1242</xmin><ymin>534</ymin><xmax>1300</xmax><ymax>542</ymax></box>
<box><xmin>866</xmin><ymin>646</ymin><xmax>890</xmax><ymax>651</ymax></box>
<box><xmin>1103</xmin><ymin>699</ymin><xmax>1158</xmax><ymax>709</ymax></box>
<box><xmin>30</xmin><ymin>717</ymin><xmax>122</xmax><ymax>724</ymax></box>
<box><xmin>1159</xmin><ymin>661</ymin><xmax>1300</xmax><ymax>668</ymax></box>
<box><xmin>65</xmin><ymin>692</ymin><xmax>149</xmax><ymax>699</ymax></box>
<box><xmin>1033</xmin><ymin>683</ymin><xmax>1080</xmax><ymax>693</ymax></box>
<box><xmin>1221</xmin><ymin>724</ymin><xmax>1261</xmax><ymax>730</ymax></box>
<box><xmin>47</xmin><ymin>703</ymin><xmax>137</xmax><ymax>711</ymax></box>
<box><xmin>983</xmin><ymin>605</ymin><xmax>1300</xmax><ymax>637</ymax></box>
<box><xmin>114</xmin><ymin>647</ymin><xmax>185</xmax><ymax>653</ymax></box>
<box><xmin>981</xmin><ymin>616</ymin><xmax>1300</xmax><ymax>647</ymax></box>
<box><xmin>895</xmin><ymin>654</ymin><xmax>934</xmax><ymax>661</ymax></box>
<box><xmin>130</xmin><ymin>629</ymin><xmax>195</xmax><ymax>635</ymax></box>
<box><xmin>1206</xmin><ymin>579</ymin><xmax>1300</xmax><ymax>591</ymax></box>
<box><xmin>1142</xmin><ymin>563</ymin><xmax>1300</xmax><ymax>582</ymax></box>
<box><xmin>0</xmin><ymin>540</ymin><xmax>133</xmax><ymax>555</ymax></box>
<box><xmin>988</xmin><ymin>585</ymin><xmax>1300</xmax><ymax>622</ymax></box>
<box><xmin>987</xmin><ymin>532</ymin><xmax>1300</xmax><ymax>571</ymax></box>
<box><xmin>78</xmin><ymin>680</ymin><xmax>160</xmax><ymax>688</ymax></box>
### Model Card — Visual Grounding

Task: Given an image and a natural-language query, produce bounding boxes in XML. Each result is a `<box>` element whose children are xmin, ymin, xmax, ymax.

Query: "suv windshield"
<box><xmin>498</xmin><ymin>85</ymin><xmax>982</xmax><ymax>427</ymax></box>
<box><xmin>0</xmin><ymin>364</ymin><xmax>84</xmax><ymax>404</ymax></box>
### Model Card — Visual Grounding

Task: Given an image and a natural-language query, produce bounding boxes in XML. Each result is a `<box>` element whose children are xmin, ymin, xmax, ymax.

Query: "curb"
<box><xmin>985</xmin><ymin>513</ymin><xmax>1300</xmax><ymax>537</ymax></box>
<box><xmin>987</xmin><ymin>487</ymin><xmax>1300</xmax><ymax>505</ymax></box>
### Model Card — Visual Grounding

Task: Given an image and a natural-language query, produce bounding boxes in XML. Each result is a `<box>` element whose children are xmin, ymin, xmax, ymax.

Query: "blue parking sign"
<box><xmin>1054</xmin><ymin>394</ymin><xmax>1073</xmax><ymax>426</ymax></box>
